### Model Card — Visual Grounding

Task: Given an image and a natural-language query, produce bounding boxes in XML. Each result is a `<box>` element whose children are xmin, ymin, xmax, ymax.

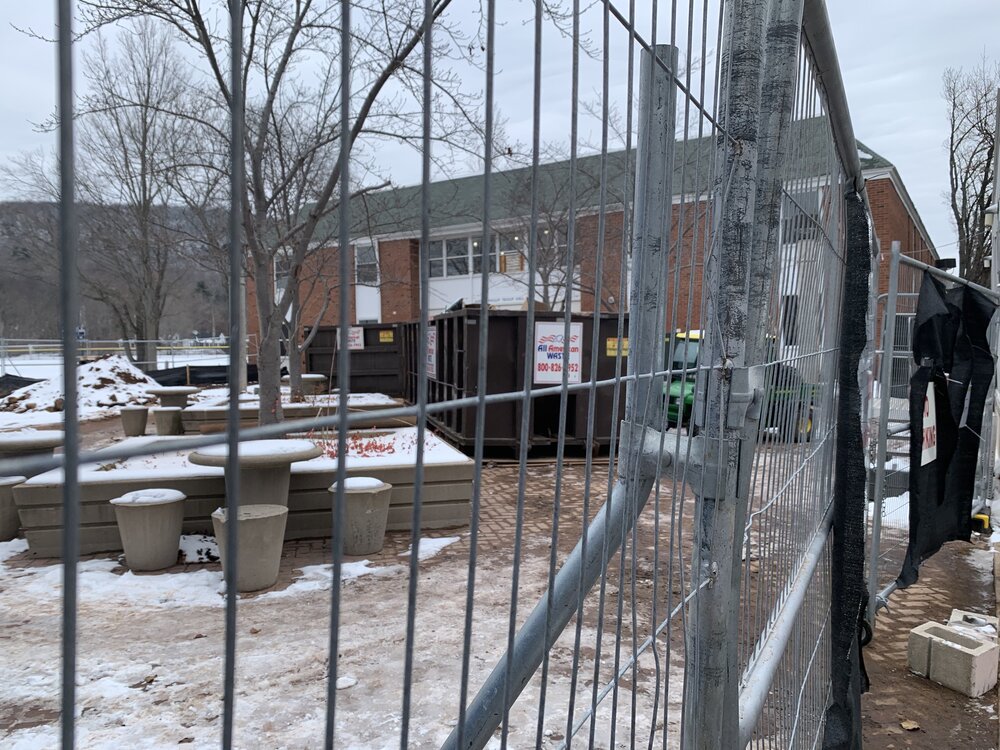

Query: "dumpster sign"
<box><xmin>337</xmin><ymin>326</ymin><xmax>365</xmax><ymax>351</ymax></box>
<box><xmin>426</xmin><ymin>329</ymin><xmax>438</xmax><ymax>380</ymax></box>
<box><xmin>534</xmin><ymin>322</ymin><xmax>583</xmax><ymax>384</ymax></box>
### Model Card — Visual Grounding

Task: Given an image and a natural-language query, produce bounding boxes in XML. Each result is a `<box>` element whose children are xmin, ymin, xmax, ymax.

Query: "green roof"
<box><xmin>335</xmin><ymin>117</ymin><xmax>895</xmax><ymax>241</ymax></box>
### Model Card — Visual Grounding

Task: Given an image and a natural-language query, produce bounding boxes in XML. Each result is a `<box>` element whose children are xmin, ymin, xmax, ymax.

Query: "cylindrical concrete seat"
<box><xmin>330</xmin><ymin>477</ymin><xmax>393</xmax><ymax>555</ymax></box>
<box><xmin>212</xmin><ymin>504</ymin><xmax>288</xmax><ymax>592</ymax></box>
<box><xmin>146</xmin><ymin>386</ymin><xmax>199</xmax><ymax>409</ymax></box>
<box><xmin>0</xmin><ymin>475</ymin><xmax>27</xmax><ymax>541</ymax></box>
<box><xmin>153</xmin><ymin>407</ymin><xmax>184</xmax><ymax>436</ymax></box>
<box><xmin>120</xmin><ymin>406</ymin><xmax>149</xmax><ymax>437</ymax></box>
<box><xmin>110</xmin><ymin>488</ymin><xmax>186</xmax><ymax>571</ymax></box>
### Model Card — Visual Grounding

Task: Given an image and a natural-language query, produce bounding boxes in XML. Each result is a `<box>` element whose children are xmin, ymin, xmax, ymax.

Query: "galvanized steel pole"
<box><xmin>682</xmin><ymin>1</ymin><xmax>770</xmax><ymax>748</ymax></box>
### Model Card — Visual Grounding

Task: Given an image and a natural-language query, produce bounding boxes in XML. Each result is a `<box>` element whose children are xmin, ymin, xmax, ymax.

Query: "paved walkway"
<box><xmin>861</xmin><ymin>539</ymin><xmax>998</xmax><ymax>749</ymax></box>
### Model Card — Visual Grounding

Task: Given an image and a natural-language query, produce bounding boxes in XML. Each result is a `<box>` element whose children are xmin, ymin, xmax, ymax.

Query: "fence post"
<box><xmin>682</xmin><ymin>1</ymin><xmax>769</xmax><ymax>748</ymax></box>
<box><xmin>866</xmin><ymin>240</ymin><xmax>900</xmax><ymax>622</ymax></box>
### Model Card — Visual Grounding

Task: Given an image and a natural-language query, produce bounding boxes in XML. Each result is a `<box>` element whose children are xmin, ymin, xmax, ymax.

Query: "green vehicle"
<box><xmin>664</xmin><ymin>331</ymin><xmax>816</xmax><ymax>441</ymax></box>
<box><xmin>664</xmin><ymin>331</ymin><xmax>701</xmax><ymax>427</ymax></box>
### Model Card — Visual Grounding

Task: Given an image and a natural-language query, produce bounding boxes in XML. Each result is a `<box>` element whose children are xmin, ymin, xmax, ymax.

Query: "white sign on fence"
<box><xmin>337</xmin><ymin>326</ymin><xmax>365</xmax><ymax>351</ymax></box>
<box><xmin>921</xmin><ymin>386</ymin><xmax>937</xmax><ymax>466</ymax></box>
<box><xmin>347</xmin><ymin>326</ymin><xmax>365</xmax><ymax>351</ymax></box>
<box><xmin>533</xmin><ymin>321</ymin><xmax>583</xmax><ymax>385</ymax></box>
<box><xmin>426</xmin><ymin>328</ymin><xmax>438</xmax><ymax>380</ymax></box>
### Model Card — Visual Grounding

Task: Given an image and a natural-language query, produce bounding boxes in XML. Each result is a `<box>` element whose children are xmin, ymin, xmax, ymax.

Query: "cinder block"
<box><xmin>908</xmin><ymin>622</ymin><xmax>999</xmax><ymax>697</ymax></box>
<box><xmin>907</xmin><ymin>621</ymin><xmax>934</xmax><ymax>676</ymax></box>
<box><xmin>948</xmin><ymin>609</ymin><xmax>999</xmax><ymax>642</ymax></box>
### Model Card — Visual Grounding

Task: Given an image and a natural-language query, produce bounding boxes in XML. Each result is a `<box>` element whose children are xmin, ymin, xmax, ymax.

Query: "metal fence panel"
<box><xmin>0</xmin><ymin>1</ymin><xmax>883</xmax><ymax>749</ymax></box>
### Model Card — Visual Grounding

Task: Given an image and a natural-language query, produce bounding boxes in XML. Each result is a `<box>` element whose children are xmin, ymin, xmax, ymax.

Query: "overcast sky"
<box><xmin>1</xmin><ymin>2</ymin><xmax>998</xmax><ymax>261</ymax></box>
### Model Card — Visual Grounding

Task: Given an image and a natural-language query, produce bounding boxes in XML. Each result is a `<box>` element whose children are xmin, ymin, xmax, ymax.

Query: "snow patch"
<box><xmin>0</xmin><ymin>538</ymin><xmax>28</xmax><ymax>562</ymax></box>
<box><xmin>399</xmin><ymin>536</ymin><xmax>461</xmax><ymax>561</ymax></box>
<box><xmin>257</xmin><ymin>561</ymin><xmax>399</xmax><ymax>600</ymax></box>
<box><xmin>178</xmin><ymin>534</ymin><xmax>219</xmax><ymax>564</ymax></box>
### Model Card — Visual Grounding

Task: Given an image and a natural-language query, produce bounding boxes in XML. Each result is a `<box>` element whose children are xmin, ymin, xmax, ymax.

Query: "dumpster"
<box><xmin>305</xmin><ymin>324</ymin><xmax>403</xmax><ymax>397</ymax></box>
<box><xmin>400</xmin><ymin>309</ymin><xmax>629</xmax><ymax>451</ymax></box>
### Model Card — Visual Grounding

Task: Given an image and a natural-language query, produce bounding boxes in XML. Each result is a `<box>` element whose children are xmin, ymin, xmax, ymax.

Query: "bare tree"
<box><xmin>2</xmin><ymin>20</ymin><xmax>195</xmax><ymax>369</ymax></box>
<box><xmin>81</xmin><ymin>0</ymin><xmax>483</xmax><ymax>423</ymax></box>
<box><xmin>944</xmin><ymin>56</ymin><xmax>999</xmax><ymax>286</ymax></box>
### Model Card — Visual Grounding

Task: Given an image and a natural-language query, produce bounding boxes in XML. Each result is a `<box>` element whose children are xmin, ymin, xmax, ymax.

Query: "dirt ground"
<box><xmin>861</xmin><ymin>539</ymin><xmax>998</xmax><ymax>749</ymax></box>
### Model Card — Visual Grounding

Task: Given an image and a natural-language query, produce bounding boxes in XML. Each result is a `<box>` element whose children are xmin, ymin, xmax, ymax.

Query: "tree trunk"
<box><xmin>137</xmin><ymin>309</ymin><xmax>159</xmax><ymax>373</ymax></box>
<box><xmin>287</xmin><ymin>285</ymin><xmax>305</xmax><ymax>402</ymax></box>
<box><xmin>254</xmin><ymin>261</ymin><xmax>284</xmax><ymax>425</ymax></box>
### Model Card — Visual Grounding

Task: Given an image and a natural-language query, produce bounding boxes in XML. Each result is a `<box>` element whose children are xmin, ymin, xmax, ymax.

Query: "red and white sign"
<box><xmin>337</xmin><ymin>326</ymin><xmax>365</xmax><ymax>351</ymax></box>
<box><xmin>347</xmin><ymin>327</ymin><xmax>365</xmax><ymax>350</ymax></box>
<box><xmin>533</xmin><ymin>321</ymin><xmax>583</xmax><ymax>385</ymax></box>
<box><xmin>921</xmin><ymin>387</ymin><xmax>937</xmax><ymax>466</ymax></box>
<box><xmin>426</xmin><ymin>328</ymin><xmax>438</xmax><ymax>380</ymax></box>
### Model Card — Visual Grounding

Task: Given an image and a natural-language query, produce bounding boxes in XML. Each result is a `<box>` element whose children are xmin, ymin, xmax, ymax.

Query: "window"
<box><xmin>781</xmin><ymin>295</ymin><xmax>799</xmax><ymax>346</ymax></box>
<box><xmin>499</xmin><ymin>233</ymin><xmax>526</xmax><ymax>273</ymax></box>
<box><xmin>355</xmin><ymin>244</ymin><xmax>378</xmax><ymax>284</ymax></box>
<box><xmin>780</xmin><ymin>190</ymin><xmax>820</xmax><ymax>244</ymax></box>
<box><xmin>429</xmin><ymin>240</ymin><xmax>444</xmax><ymax>278</ymax></box>
<box><xmin>472</xmin><ymin>237</ymin><xmax>498</xmax><ymax>274</ymax></box>
<box><xmin>274</xmin><ymin>252</ymin><xmax>293</xmax><ymax>296</ymax></box>
<box><xmin>446</xmin><ymin>238</ymin><xmax>469</xmax><ymax>275</ymax></box>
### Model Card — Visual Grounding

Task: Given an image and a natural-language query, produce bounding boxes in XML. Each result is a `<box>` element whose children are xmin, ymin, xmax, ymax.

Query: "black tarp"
<box><xmin>897</xmin><ymin>272</ymin><xmax>997</xmax><ymax>588</ymax></box>
<box><xmin>0</xmin><ymin>374</ymin><xmax>43</xmax><ymax>398</ymax></box>
<box><xmin>147</xmin><ymin>364</ymin><xmax>260</xmax><ymax>387</ymax></box>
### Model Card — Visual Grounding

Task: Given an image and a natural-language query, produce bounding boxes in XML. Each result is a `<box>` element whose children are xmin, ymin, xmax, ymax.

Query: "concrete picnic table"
<box><xmin>0</xmin><ymin>430</ymin><xmax>64</xmax><ymax>476</ymax></box>
<box><xmin>146</xmin><ymin>386</ymin><xmax>200</xmax><ymax>409</ymax></box>
<box><xmin>188</xmin><ymin>439</ymin><xmax>323</xmax><ymax>507</ymax></box>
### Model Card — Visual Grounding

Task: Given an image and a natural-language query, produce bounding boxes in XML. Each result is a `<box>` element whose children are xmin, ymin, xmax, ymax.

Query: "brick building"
<box><xmin>246</xmin><ymin>124</ymin><xmax>937</xmax><ymax>351</ymax></box>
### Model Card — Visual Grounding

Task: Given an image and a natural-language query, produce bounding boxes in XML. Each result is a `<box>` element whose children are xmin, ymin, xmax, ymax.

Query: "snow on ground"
<box><xmin>399</xmin><ymin>536</ymin><xmax>461</xmax><ymax>561</ymax></box>
<box><xmin>868</xmin><ymin>490</ymin><xmax>910</xmax><ymax>530</ymax></box>
<box><xmin>0</xmin><ymin>532</ymin><xmax>684</xmax><ymax>748</ymax></box>
<box><xmin>0</xmin><ymin>356</ymin><xmax>159</xmax><ymax>431</ymax></box>
<box><xmin>1</xmin><ymin>353</ymin><xmax>230</xmax><ymax>381</ymax></box>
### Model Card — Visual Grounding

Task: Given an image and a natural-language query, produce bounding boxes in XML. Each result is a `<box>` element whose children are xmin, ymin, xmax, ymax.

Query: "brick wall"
<box><xmin>867</xmin><ymin>175</ymin><xmax>935</xmax><ymax>296</ymax></box>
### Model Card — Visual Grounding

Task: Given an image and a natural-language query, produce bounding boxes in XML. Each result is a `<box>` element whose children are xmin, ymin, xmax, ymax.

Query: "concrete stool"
<box><xmin>110</xmin><ymin>489</ymin><xmax>186</xmax><ymax>571</ymax></box>
<box><xmin>120</xmin><ymin>406</ymin><xmax>149</xmax><ymax>437</ymax></box>
<box><xmin>154</xmin><ymin>407</ymin><xmax>184</xmax><ymax>436</ymax></box>
<box><xmin>330</xmin><ymin>477</ymin><xmax>393</xmax><ymax>555</ymax></box>
<box><xmin>212</xmin><ymin>504</ymin><xmax>288</xmax><ymax>592</ymax></box>
<box><xmin>0</xmin><ymin>475</ymin><xmax>26</xmax><ymax>541</ymax></box>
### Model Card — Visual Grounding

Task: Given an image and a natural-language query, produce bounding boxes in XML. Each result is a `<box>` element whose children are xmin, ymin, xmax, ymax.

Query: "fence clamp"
<box><xmin>726</xmin><ymin>365</ymin><xmax>764</xmax><ymax>433</ymax></box>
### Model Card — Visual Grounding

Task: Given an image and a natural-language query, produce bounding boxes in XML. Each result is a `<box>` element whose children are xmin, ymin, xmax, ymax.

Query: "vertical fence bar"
<box><xmin>683</xmin><ymin>0</ymin><xmax>769</xmax><ymax>747</ymax></box>
<box><xmin>323</xmin><ymin>1</ymin><xmax>351</xmax><ymax>746</ymax></box>
<box><xmin>866</xmin><ymin>240</ymin><xmax>900</xmax><ymax>622</ymax></box>
<box><xmin>222</xmin><ymin>2</ymin><xmax>244</xmax><ymax>747</ymax></box>
<box><xmin>56</xmin><ymin>1</ymin><xmax>80</xmax><ymax>746</ymax></box>
<box><xmin>455</xmin><ymin>0</ymin><xmax>495</xmax><ymax>744</ymax></box>
<box><xmin>400</xmin><ymin>1</ymin><xmax>433</xmax><ymax>746</ymax></box>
